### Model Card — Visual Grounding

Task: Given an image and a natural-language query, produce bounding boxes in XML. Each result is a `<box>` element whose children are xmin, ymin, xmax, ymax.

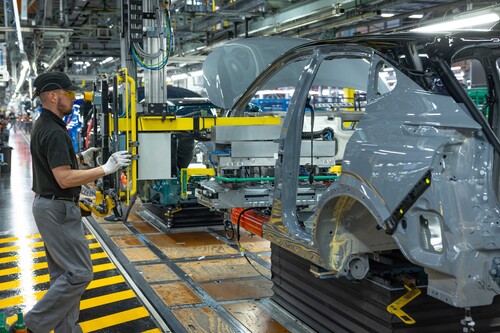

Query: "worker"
<box><xmin>25</xmin><ymin>72</ymin><xmax>131</xmax><ymax>333</ymax></box>
<box><xmin>1</xmin><ymin>116</ymin><xmax>11</xmax><ymax>142</ymax></box>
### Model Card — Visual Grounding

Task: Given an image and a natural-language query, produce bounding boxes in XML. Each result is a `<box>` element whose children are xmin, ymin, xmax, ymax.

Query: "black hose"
<box><xmin>301</xmin><ymin>127</ymin><xmax>334</xmax><ymax>140</ymax></box>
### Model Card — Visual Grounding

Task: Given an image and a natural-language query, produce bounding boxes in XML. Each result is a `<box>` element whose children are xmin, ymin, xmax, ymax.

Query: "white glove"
<box><xmin>81</xmin><ymin>147</ymin><xmax>101</xmax><ymax>164</ymax></box>
<box><xmin>101</xmin><ymin>151</ymin><xmax>132</xmax><ymax>175</ymax></box>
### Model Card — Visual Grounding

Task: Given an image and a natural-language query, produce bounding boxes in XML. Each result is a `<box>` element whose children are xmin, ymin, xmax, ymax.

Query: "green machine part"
<box><xmin>467</xmin><ymin>87</ymin><xmax>490</xmax><ymax>119</ymax></box>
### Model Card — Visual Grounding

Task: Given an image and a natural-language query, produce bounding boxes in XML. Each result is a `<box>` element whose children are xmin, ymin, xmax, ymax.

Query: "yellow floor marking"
<box><xmin>93</xmin><ymin>262</ymin><xmax>116</xmax><ymax>272</ymax></box>
<box><xmin>0</xmin><ymin>260</ymin><xmax>113</xmax><ymax>280</ymax></box>
<box><xmin>0</xmin><ymin>234</ymin><xmax>43</xmax><ymax>245</ymax></box>
<box><xmin>90</xmin><ymin>252</ymin><xmax>108</xmax><ymax>260</ymax></box>
<box><xmin>0</xmin><ymin>252</ymin><xmax>112</xmax><ymax>291</ymax></box>
<box><xmin>0</xmin><ymin>237</ymin><xmax>17</xmax><ymax>245</ymax></box>
<box><xmin>33</xmin><ymin>262</ymin><xmax>48</xmax><ymax>270</ymax></box>
<box><xmin>0</xmin><ymin>234</ymin><xmax>93</xmax><ymax>247</ymax></box>
<box><xmin>87</xmin><ymin>275</ymin><xmax>126</xmax><ymax>290</ymax></box>
<box><xmin>0</xmin><ymin>271</ymin><xmax>124</xmax><ymax>308</ymax></box>
<box><xmin>0</xmin><ymin>241</ymin><xmax>44</xmax><ymax>254</ymax></box>
<box><xmin>0</xmin><ymin>294</ymin><xmax>28</xmax><ymax>308</ymax></box>
<box><xmin>0</xmin><ymin>244</ymin><xmax>107</xmax><ymax>264</ymax></box>
<box><xmin>0</xmin><ymin>276</ymin><xmax>126</xmax><ymax>308</ymax></box>
<box><xmin>6</xmin><ymin>314</ymin><xmax>160</xmax><ymax>333</ymax></box>
<box><xmin>79</xmin><ymin>307</ymin><xmax>150</xmax><ymax>332</ymax></box>
<box><xmin>0</xmin><ymin>262</ymin><xmax>48</xmax><ymax>277</ymax></box>
<box><xmin>80</xmin><ymin>290</ymin><xmax>136</xmax><ymax>310</ymax></box>
<box><xmin>89</xmin><ymin>242</ymin><xmax>102</xmax><ymax>249</ymax></box>
<box><xmin>0</xmin><ymin>256</ymin><xmax>17</xmax><ymax>265</ymax></box>
<box><xmin>0</xmin><ymin>267</ymin><xmax>20</xmax><ymax>277</ymax></box>
<box><xmin>0</xmin><ymin>245</ymin><xmax>105</xmax><ymax>265</ymax></box>
<box><xmin>0</xmin><ymin>245</ymin><xmax>19</xmax><ymax>253</ymax></box>
<box><xmin>0</xmin><ymin>249</ymin><xmax>46</xmax><ymax>264</ymax></box>
<box><xmin>0</xmin><ymin>273</ymin><xmax>50</xmax><ymax>291</ymax></box>
<box><xmin>0</xmin><ymin>234</ymin><xmax>158</xmax><ymax>332</ymax></box>
<box><xmin>32</xmin><ymin>241</ymin><xmax>44</xmax><ymax>248</ymax></box>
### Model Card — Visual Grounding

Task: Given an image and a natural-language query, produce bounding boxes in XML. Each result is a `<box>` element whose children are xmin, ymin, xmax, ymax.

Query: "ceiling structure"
<box><xmin>0</xmin><ymin>0</ymin><xmax>499</xmax><ymax>105</ymax></box>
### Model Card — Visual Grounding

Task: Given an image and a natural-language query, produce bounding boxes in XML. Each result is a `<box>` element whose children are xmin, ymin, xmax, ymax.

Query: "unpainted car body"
<box><xmin>203</xmin><ymin>32</ymin><xmax>500</xmax><ymax>308</ymax></box>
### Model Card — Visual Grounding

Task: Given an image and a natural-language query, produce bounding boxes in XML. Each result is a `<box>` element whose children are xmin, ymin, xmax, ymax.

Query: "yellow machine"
<box><xmin>80</xmin><ymin>68</ymin><xmax>281</xmax><ymax>226</ymax></box>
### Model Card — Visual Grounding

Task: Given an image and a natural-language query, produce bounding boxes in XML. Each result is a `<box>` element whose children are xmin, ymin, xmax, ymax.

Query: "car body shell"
<box><xmin>203</xmin><ymin>32</ymin><xmax>500</xmax><ymax>308</ymax></box>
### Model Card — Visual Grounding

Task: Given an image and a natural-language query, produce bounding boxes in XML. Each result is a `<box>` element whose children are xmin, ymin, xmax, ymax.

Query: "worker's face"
<box><xmin>55</xmin><ymin>90</ymin><xmax>76</xmax><ymax>116</ymax></box>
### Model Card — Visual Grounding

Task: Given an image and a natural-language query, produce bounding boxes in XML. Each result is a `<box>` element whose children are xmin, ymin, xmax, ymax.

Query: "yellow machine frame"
<box><xmin>82</xmin><ymin>68</ymin><xmax>281</xmax><ymax>218</ymax></box>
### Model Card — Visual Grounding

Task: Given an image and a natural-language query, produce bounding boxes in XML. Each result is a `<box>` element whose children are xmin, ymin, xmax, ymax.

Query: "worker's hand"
<box><xmin>101</xmin><ymin>151</ymin><xmax>131</xmax><ymax>175</ymax></box>
<box><xmin>81</xmin><ymin>147</ymin><xmax>101</xmax><ymax>163</ymax></box>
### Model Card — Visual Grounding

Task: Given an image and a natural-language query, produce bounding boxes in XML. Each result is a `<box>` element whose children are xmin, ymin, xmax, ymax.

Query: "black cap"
<box><xmin>33</xmin><ymin>72</ymin><xmax>79</xmax><ymax>99</ymax></box>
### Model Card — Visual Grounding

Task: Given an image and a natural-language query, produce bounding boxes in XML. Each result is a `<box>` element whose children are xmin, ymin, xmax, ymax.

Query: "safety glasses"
<box><xmin>62</xmin><ymin>90</ymin><xmax>77</xmax><ymax>98</ymax></box>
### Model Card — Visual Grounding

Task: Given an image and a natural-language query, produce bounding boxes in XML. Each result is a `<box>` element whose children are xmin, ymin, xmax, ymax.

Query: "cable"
<box><xmin>131</xmin><ymin>6</ymin><xmax>168</xmax><ymax>58</ymax></box>
<box><xmin>207</xmin><ymin>150</ymin><xmax>230</xmax><ymax>175</ymax></box>
<box><xmin>131</xmin><ymin>47</ymin><xmax>169</xmax><ymax>70</ymax></box>
<box><xmin>130</xmin><ymin>9</ymin><xmax>173</xmax><ymax>70</ymax></box>
<box><xmin>236</xmin><ymin>207</ymin><xmax>271</xmax><ymax>281</ymax></box>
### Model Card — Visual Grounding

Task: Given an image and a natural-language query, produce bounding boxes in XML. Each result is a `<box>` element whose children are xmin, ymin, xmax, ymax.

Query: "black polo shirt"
<box><xmin>31</xmin><ymin>108</ymin><xmax>81</xmax><ymax>197</ymax></box>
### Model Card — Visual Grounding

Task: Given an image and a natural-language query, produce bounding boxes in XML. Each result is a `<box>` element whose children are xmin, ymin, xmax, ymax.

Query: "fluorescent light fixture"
<box><xmin>409</xmin><ymin>14</ymin><xmax>424</xmax><ymax>19</ymax></box>
<box><xmin>412</xmin><ymin>13</ymin><xmax>500</xmax><ymax>32</ymax></box>
<box><xmin>14</xmin><ymin>60</ymin><xmax>30</xmax><ymax>94</ymax></box>
<box><xmin>99</xmin><ymin>56</ymin><xmax>114</xmax><ymax>65</ymax></box>
<box><xmin>381</xmin><ymin>13</ymin><xmax>395</xmax><ymax>18</ymax></box>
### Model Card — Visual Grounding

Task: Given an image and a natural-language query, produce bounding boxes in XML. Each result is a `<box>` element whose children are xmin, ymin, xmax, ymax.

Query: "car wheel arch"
<box><xmin>312</xmin><ymin>175</ymin><xmax>398</xmax><ymax>272</ymax></box>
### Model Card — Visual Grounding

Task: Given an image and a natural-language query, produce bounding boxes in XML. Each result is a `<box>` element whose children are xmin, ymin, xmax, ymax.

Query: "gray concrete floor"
<box><xmin>0</xmin><ymin>127</ymin><xmax>39</xmax><ymax>235</ymax></box>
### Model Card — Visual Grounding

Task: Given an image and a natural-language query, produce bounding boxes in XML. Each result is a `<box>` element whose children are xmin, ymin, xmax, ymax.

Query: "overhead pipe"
<box><xmin>11</xmin><ymin>0</ymin><xmax>26</xmax><ymax>54</ymax></box>
<box><xmin>60</xmin><ymin>0</ymin><xmax>64</xmax><ymax>24</ymax></box>
<box><xmin>11</xmin><ymin>0</ymin><xmax>30</xmax><ymax>95</ymax></box>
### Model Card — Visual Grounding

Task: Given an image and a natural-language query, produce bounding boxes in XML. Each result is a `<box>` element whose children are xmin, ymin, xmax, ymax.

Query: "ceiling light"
<box><xmin>409</xmin><ymin>14</ymin><xmax>424</xmax><ymax>19</ymax></box>
<box><xmin>381</xmin><ymin>13</ymin><xmax>395</xmax><ymax>18</ymax></box>
<box><xmin>412</xmin><ymin>13</ymin><xmax>500</xmax><ymax>32</ymax></box>
<box><xmin>99</xmin><ymin>57</ymin><xmax>114</xmax><ymax>65</ymax></box>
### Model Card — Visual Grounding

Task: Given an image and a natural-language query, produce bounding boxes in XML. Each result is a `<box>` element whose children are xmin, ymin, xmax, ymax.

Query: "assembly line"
<box><xmin>2</xmin><ymin>1</ymin><xmax>500</xmax><ymax>332</ymax></box>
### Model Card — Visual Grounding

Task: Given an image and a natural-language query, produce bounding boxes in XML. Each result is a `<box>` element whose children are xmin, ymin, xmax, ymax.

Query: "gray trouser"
<box><xmin>26</xmin><ymin>195</ymin><xmax>94</xmax><ymax>333</ymax></box>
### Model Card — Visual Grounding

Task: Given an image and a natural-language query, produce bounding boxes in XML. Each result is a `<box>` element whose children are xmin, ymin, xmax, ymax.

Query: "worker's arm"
<box><xmin>52</xmin><ymin>165</ymin><xmax>106</xmax><ymax>189</ymax></box>
<box><xmin>52</xmin><ymin>151</ymin><xmax>131</xmax><ymax>189</ymax></box>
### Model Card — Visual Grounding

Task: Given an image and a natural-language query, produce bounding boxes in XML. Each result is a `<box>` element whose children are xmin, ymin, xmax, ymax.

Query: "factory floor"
<box><xmin>0</xmin><ymin>128</ymin><xmax>313</xmax><ymax>333</ymax></box>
